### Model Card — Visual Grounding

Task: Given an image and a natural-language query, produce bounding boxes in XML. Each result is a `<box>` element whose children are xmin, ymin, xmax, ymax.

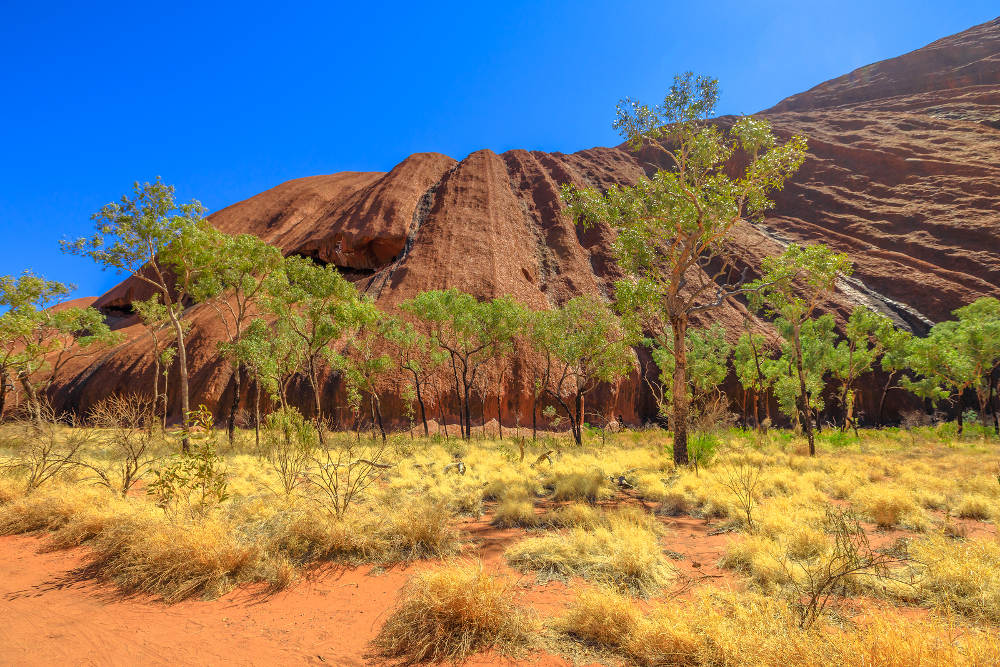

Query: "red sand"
<box><xmin>0</xmin><ymin>530</ymin><xmax>589</xmax><ymax>666</ymax></box>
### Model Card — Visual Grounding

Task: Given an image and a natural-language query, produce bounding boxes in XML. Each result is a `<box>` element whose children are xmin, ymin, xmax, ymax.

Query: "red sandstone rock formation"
<box><xmin>44</xmin><ymin>17</ymin><xmax>1000</xmax><ymax>427</ymax></box>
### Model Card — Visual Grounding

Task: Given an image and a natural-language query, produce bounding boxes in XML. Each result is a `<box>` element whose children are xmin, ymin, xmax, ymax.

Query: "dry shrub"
<box><xmin>369</xmin><ymin>563</ymin><xmax>537</xmax><ymax>665</ymax></box>
<box><xmin>549</xmin><ymin>469</ymin><xmax>610</xmax><ymax>502</ymax></box>
<box><xmin>909</xmin><ymin>535</ymin><xmax>1000</xmax><ymax>624</ymax></box>
<box><xmin>78</xmin><ymin>512</ymin><xmax>260</xmax><ymax>601</ymax></box>
<box><xmin>656</xmin><ymin>489</ymin><xmax>689</xmax><ymax>517</ymax></box>
<box><xmin>558</xmin><ymin>587</ymin><xmax>1000</xmax><ymax>666</ymax></box>
<box><xmin>0</xmin><ymin>487</ymin><xmax>100</xmax><ymax>534</ymax></box>
<box><xmin>0</xmin><ymin>476</ymin><xmax>21</xmax><ymax>505</ymax></box>
<box><xmin>82</xmin><ymin>394</ymin><xmax>159</xmax><ymax>496</ymax></box>
<box><xmin>506</xmin><ymin>510</ymin><xmax>673</xmax><ymax>596</ymax></box>
<box><xmin>955</xmin><ymin>494</ymin><xmax>993</xmax><ymax>520</ymax></box>
<box><xmin>544</xmin><ymin>503</ymin><xmax>601</xmax><ymax>528</ymax></box>
<box><xmin>491</xmin><ymin>497</ymin><xmax>539</xmax><ymax>528</ymax></box>
<box><xmin>850</xmin><ymin>486</ymin><xmax>917</xmax><ymax>529</ymax></box>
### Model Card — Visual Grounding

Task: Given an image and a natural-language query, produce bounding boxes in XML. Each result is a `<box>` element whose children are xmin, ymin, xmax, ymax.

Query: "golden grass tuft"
<box><xmin>369</xmin><ymin>562</ymin><xmax>537</xmax><ymax>665</ymax></box>
<box><xmin>558</xmin><ymin>586</ymin><xmax>1000</xmax><ymax>666</ymax></box>
<box><xmin>491</xmin><ymin>496</ymin><xmax>539</xmax><ymax>528</ymax></box>
<box><xmin>544</xmin><ymin>502</ymin><xmax>602</xmax><ymax>528</ymax></box>
<box><xmin>955</xmin><ymin>494</ymin><xmax>994</xmax><ymax>520</ymax></box>
<box><xmin>505</xmin><ymin>509</ymin><xmax>673</xmax><ymax>595</ymax></box>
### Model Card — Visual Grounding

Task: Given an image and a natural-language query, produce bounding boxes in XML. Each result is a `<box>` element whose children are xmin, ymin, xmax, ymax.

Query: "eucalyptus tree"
<box><xmin>132</xmin><ymin>294</ymin><xmax>179</xmax><ymax>428</ymax></box>
<box><xmin>530</xmin><ymin>295</ymin><xmax>634</xmax><ymax>445</ymax></box>
<box><xmin>262</xmin><ymin>255</ymin><xmax>361</xmax><ymax>441</ymax></box>
<box><xmin>562</xmin><ymin>73</ymin><xmax>807</xmax><ymax>464</ymax></box>
<box><xmin>229</xmin><ymin>317</ymin><xmax>305</xmax><ymax>449</ymax></box>
<box><xmin>384</xmin><ymin>317</ymin><xmax>447</xmax><ymax>436</ymax></box>
<box><xmin>401</xmin><ymin>289</ymin><xmax>524</xmax><ymax>440</ymax></box>
<box><xmin>191</xmin><ymin>232</ymin><xmax>284</xmax><ymax>442</ymax></box>
<box><xmin>766</xmin><ymin>314</ymin><xmax>836</xmax><ymax>436</ymax></box>
<box><xmin>648</xmin><ymin>323</ymin><xmax>730</xmax><ymax>431</ymax></box>
<box><xmin>0</xmin><ymin>271</ymin><xmax>119</xmax><ymax>420</ymax></box>
<box><xmin>733</xmin><ymin>323</ymin><xmax>773</xmax><ymax>429</ymax></box>
<box><xmin>874</xmin><ymin>322</ymin><xmax>913</xmax><ymax>426</ymax></box>
<box><xmin>903</xmin><ymin>297</ymin><xmax>1000</xmax><ymax>433</ymax></box>
<box><xmin>63</xmin><ymin>178</ymin><xmax>212</xmax><ymax>450</ymax></box>
<box><xmin>829</xmin><ymin>307</ymin><xmax>896</xmax><ymax>433</ymax></box>
<box><xmin>953</xmin><ymin>297</ymin><xmax>1000</xmax><ymax>432</ymax></box>
<box><xmin>750</xmin><ymin>243</ymin><xmax>851</xmax><ymax>454</ymax></box>
<box><xmin>333</xmin><ymin>299</ymin><xmax>394</xmax><ymax>442</ymax></box>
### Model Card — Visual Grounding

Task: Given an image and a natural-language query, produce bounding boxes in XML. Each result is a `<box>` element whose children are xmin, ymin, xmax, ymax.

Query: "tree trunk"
<box><xmin>162</xmin><ymin>362</ymin><xmax>170</xmax><ymax>431</ymax></box>
<box><xmin>572</xmin><ymin>390</ymin><xmax>584</xmax><ymax>445</ymax></box>
<box><xmin>957</xmin><ymin>403</ymin><xmax>964</xmax><ymax>435</ymax></box>
<box><xmin>463</xmin><ymin>382</ymin><xmax>472</xmax><ymax>441</ymax></box>
<box><xmin>228</xmin><ymin>363</ymin><xmax>241</xmax><ymax>444</ymax></box>
<box><xmin>792</xmin><ymin>327</ymin><xmax>815</xmax><ymax>456</ymax></box>
<box><xmin>19</xmin><ymin>374</ymin><xmax>40</xmax><ymax>423</ymax></box>
<box><xmin>168</xmin><ymin>311</ymin><xmax>191</xmax><ymax>453</ymax></box>
<box><xmin>497</xmin><ymin>394</ymin><xmax>503</xmax><ymax>441</ymax></box>
<box><xmin>254</xmin><ymin>376</ymin><xmax>261</xmax><ymax>451</ymax></box>
<box><xmin>373</xmin><ymin>394</ymin><xmax>387</xmax><ymax>444</ymax></box>
<box><xmin>670</xmin><ymin>315</ymin><xmax>690</xmax><ymax>465</ymax></box>
<box><xmin>307</xmin><ymin>359</ymin><xmax>325</xmax><ymax>445</ymax></box>
<box><xmin>415</xmin><ymin>377</ymin><xmax>428</xmax><ymax>437</ymax></box>
<box><xmin>0</xmin><ymin>369</ymin><xmax>8</xmax><ymax>423</ymax></box>
<box><xmin>990</xmin><ymin>367</ymin><xmax>999</xmax><ymax>436</ymax></box>
<box><xmin>532</xmin><ymin>383</ymin><xmax>538</xmax><ymax>442</ymax></box>
<box><xmin>877</xmin><ymin>370</ymin><xmax>896</xmax><ymax>427</ymax></box>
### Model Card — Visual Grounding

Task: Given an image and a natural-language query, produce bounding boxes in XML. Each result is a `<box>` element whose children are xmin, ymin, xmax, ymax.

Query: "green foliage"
<box><xmin>750</xmin><ymin>244</ymin><xmax>850</xmax><ymax>452</ymax></box>
<box><xmin>400</xmin><ymin>289</ymin><xmax>525</xmax><ymax>439</ymax></box>
<box><xmin>262</xmin><ymin>406</ymin><xmax>318</xmax><ymax>496</ymax></box>
<box><xmin>767</xmin><ymin>314</ymin><xmax>836</xmax><ymax>425</ymax></box>
<box><xmin>561</xmin><ymin>72</ymin><xmax>807</xmax><ymax>464</ymax></box>
<box><xmin>829</xmin><ymin>307</ymin><xmax>896</xmax><ymax>429</ymax></box>
<box><xmin>650</xmin><ymin>324</ymin><xmax>731</xmax><ymax>401</ymax></box>
<box><xmin>903</xmin><ymin>297</ymin><xmax>1000</xmax><ymax>426</ymax></box>
<box><xmin>530</xmin><ymin>295</ymin><xmax>634</xmax><ymax>444</ymax></box>
<box><xmin>147</xmin><ymin>405</ymin><xmax>229</xmax><ymax>512</ymax></box>
<box><xmin>0</xmin><ymin>271</ymin><xmax>119</xmax><ymax>406</ymax></box>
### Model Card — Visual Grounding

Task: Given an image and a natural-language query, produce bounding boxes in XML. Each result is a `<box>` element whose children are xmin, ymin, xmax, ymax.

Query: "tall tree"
<box><xmin>750</xmin><ymin>243</ymin><xmax>851</xmax><ymax>454</ymax></box>
<box><xmin>132</xmin><ymin>294</ymin><xmax>175</xmax><ymax>428</ymax></box>
<box><xmin>766</xmin><ymin>314</ymin><xmax>836</xmax><ymax>436</ymax></box>
<box><xmin>874</xmin><ymin>321</ymin><xmax>912</xmax><ymax>427</ymax></box>
<box><xmin>903</xmin><ymin>297</ymin><xmax>1000</xmax><ymax>433</ymax></box>
<box><xmin>829</xmin><ymin>307</ymin><xmax>895</xmax><ymax>433</ymax></box>
<box><xmin>62</xmin><ymin>178</ymin><xmax>211</xmax><ymax>450</ymax></box>
<box><xmin>262</xmin><ymin>255</ymin><xmax>361</xmax><ymax>441</ymax></box>
<box><xmin>648</xmin><ymin>323</ymin><xmax>731</xmax><ymax>433</ymax></box>
<box><xmin>530</xmin><ymin>295</ymin><xmax>634</xmax><ymax>445</ymax></box>
<box><xmin>733</xmin><ymin>322</ymin><xmax>773</xmax><ymax>430</ymax></box>
<box><xmin>334</xmin><ymin>299</ymin><xmax>394</xmax><ymax>442</ymax></box>
<box><xmin>401</xmin><ymin>289</ymin><xmax>523</xmax><ymax>440</ymax></box>
<box><xmin>191</xmin><ymin>232</ymin><xmax>284</xmax><ymax>443</ymax></box>
<box><xmin>384</xmin><ymin>317</ymin><xmax>447</xmax><ymax>437</ymax></box>
<box><xmin>0</xmin><ymin>271</ymin><xmax>119</xmax><ymax>420</ymax></box>
<box><xmin>562</xmin><ymin>73</ymin><xmax>807</xmax><ymax>464</ymax></box>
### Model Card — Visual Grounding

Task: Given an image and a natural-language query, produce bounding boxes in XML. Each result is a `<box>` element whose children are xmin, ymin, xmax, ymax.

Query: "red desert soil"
<box><xmin>0</xmin><ymin>505</ymin><xmax>737</xmax><ymax>666</ymax></box>
<box><xmin>0</xmin><ymin>533</ymin><xmax>581</xmax><ymax>667</ymax></box>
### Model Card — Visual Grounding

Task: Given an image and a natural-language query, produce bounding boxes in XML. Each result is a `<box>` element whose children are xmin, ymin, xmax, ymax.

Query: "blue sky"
<box><xmin>1</xmin><ymin>1</ymin><xmax>996</xmax><ymax>300</ymax></box>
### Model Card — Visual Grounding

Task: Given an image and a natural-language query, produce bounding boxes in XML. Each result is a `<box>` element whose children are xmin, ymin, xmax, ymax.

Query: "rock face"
<box><xmin>47</xmin><ymin>17</ymin><xmax>1000</xmax><ymax>427</ymax></box>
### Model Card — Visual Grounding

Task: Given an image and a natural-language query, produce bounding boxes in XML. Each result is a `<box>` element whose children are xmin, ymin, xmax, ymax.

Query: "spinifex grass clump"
<box><xmin>557</xmin><ymin>586</ymin><xmax>1000</xmax><ymax>666</ymax></box>
<box><xmin>369</xmin><ymin>563</ymin><xmax>538</xmax><ymax>665</ymax></box>
<box><xmin>505</xmin><ymin>508</ymin><xmax>673</xmax><ymax>596</ymax></box>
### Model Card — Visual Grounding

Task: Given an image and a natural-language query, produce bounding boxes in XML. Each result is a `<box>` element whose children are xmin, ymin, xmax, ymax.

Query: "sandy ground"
<box><xmin>2</xmin><ymin>496</ymin><xmax>955</xmax><ymax>666</ymax></box>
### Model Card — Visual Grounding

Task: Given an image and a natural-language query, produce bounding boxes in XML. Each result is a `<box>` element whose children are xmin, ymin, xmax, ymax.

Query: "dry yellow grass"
<box><xmin>558</xmin><ymin>586</ymin><xmax>1000</xmax><ymax>666</ymax></box>
<box><xmin>505</xmin><ymin>509</ymin><xmax>673</xmax><ymax>596</ymax></box>
<box><xmin>369</xmin><ymin>562</ymin><xmax>538</xmax><ymax>665</ymax></box>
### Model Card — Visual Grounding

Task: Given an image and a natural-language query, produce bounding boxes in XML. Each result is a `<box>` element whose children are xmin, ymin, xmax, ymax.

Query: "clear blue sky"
<box><xmin>1</xmin><ymin>1</ymin><xmax>996</xmax><ymax>300</ymax></box>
